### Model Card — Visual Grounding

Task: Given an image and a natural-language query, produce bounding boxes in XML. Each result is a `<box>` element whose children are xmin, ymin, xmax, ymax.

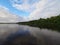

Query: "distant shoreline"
<box><xmin>18</xmin><ymin>15</ymin><xmax>60</xmax><ymax>31</ymax></box>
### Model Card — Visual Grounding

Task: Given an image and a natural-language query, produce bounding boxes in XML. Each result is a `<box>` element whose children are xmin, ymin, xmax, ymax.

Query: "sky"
<box><xmin>0</xmin><ymin>0</ymin><xmax>60</xmax><ymax>22</ymax></box>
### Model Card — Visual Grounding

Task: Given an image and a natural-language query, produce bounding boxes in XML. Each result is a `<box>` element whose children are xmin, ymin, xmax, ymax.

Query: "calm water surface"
<box><xmin>0</xmin><ymin>24</ymin><xmax>60</xmax><ymax>45</ymax></box>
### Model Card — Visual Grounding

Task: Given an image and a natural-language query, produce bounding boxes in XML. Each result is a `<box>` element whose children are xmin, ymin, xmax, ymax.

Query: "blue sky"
<box><xmin>0</xmin><ymin>0</ymin><xmax>60</xmax><ymax>22</ymax></box>
<box><xmin>0</xmin><ymin>0</ymin><xmax>40</xmax><ymax>17</ymax></box>
<box><xmin>0</xmin><ymin>0</ymin><xmax>30</xmax><ymax>17</ymax></box>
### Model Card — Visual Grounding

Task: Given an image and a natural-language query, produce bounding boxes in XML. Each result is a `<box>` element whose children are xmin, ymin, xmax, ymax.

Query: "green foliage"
<box><xmin>18</xmin><ymin>15</ymin><xmax>60</xmax><ymax>31</ymax></box>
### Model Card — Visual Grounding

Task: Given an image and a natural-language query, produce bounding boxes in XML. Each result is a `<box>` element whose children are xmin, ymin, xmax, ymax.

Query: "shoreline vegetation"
<box><xmin>18</xmin><ymin>15</ymin><xmax>60</xmax><ymax>31</ymax></box>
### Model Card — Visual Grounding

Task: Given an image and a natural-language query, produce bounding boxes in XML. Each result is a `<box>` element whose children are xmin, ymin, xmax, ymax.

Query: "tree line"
<box><xmin>18</xmin><ymin>15</ymin><xmax>60</xmax><ymax>31</ymax></box>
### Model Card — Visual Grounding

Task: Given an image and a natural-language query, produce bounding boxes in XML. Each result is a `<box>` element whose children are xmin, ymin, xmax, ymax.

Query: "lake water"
<box><xmin>0</xmin><ymin>24</ymin><xmax>60</xmax><ymax>45</ymax></box>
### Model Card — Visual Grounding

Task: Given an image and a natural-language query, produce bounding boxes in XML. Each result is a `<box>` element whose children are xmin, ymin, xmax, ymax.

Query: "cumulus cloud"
<box><xmin>0</xmin><ymin>5</ymin><xmax>23</xmax><ymax>23</ymax></box>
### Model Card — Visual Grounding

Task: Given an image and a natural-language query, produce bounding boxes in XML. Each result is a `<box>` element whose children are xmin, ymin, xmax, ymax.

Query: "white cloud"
<box><xmin>0</xmin><ymin>5</ymin><xmax>23</xmax><ymax>23</ymax></box>
<box><xmin>10</xmin><ymin>0</ymin><xmax>40</xmax><ymax>12</ymax></box>
<box><xmin>10</xmin><ymin>0</ymin><xmax>60</xmax><ymax>21</ymax></box>
<box><xmin>28</xmin><ymin>0</ymin><xmax>60</xmax><ymax>20</ymax></box>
